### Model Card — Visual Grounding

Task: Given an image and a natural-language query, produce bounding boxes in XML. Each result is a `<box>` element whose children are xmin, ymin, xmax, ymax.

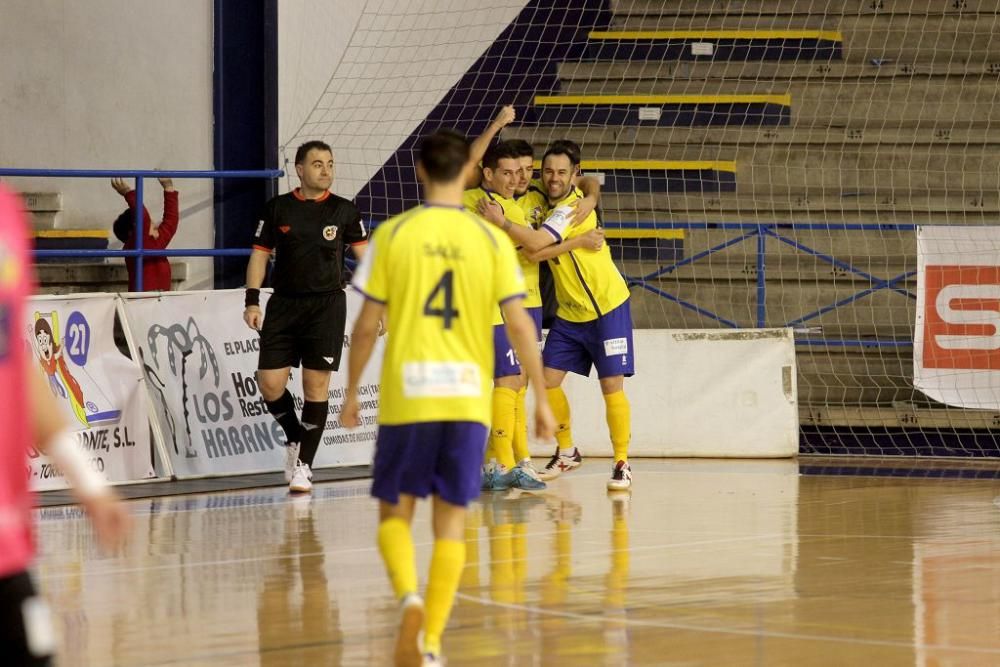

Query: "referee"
<box><xmin>243</xmin><ymin>140</ymin><xmax>369</xmax><ymax>493</ymax></box>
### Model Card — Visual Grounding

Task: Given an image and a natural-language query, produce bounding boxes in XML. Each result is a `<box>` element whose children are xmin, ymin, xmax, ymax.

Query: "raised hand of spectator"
<box><xmin>111</xmin><ymin>178</ymin><xmax>133</xmax><ymax>196</ymax></box>
<box><xmin>157</xmin><ymin>177</ymin><xmax>176</xmax><ymax>192</ymax></box>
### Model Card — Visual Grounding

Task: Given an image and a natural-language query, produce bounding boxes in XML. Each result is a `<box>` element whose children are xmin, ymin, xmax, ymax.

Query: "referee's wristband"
<box><xmin>245</xmin><ymin>288</ymin><xmax>261</xmax><ymax>308</ymax></box>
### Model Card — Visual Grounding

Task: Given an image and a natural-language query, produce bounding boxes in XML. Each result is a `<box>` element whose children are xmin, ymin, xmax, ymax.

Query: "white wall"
<box><xmin>0</xmin><ymin>0</ymin><xmax>528</xmax><ymax>288</ymax></box>
<box><xmin>0</xmin><ymin>0</ymin><xmax>215</xmax><ymax>287</ymax></box>
<box><xmin>278</xmin><ymin>0</ymin><xmax>530</xmax><ymax>199</ymax></box>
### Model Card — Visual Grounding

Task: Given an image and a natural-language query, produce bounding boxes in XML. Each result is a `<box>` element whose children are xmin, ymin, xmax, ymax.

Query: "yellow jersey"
<box><xmin>539</xmin><ymin>186</ymin><xmax>631</xmax><ymax>323</ymax></box>
<box><xmin>515</xmin><ymin>184</ymin><xmax>548</xmax><ymax>230</ymax></box>
<box><xmin>462</xmin><ymin>187</ymin><xmax>542</xmax><ymax>311</ymax></box>
<box><xmin>352</xmin><ymin>204</ymin><xmax>526</xmax><ymax>426</ymax></box>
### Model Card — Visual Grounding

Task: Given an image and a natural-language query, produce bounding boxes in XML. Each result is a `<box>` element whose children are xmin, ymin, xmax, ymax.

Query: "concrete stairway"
<box><xmin>22</xmin><ymin>190</ymin><xmax>188</xmax><ymax>294</ymax></box>
<box><xmin>506</xmin><ymin>1</ymin><xmax>1000</xmax><ymax>434</ymax></box>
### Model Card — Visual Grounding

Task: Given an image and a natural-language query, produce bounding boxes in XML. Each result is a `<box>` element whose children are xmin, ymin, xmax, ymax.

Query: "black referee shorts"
<box><xmin>0</xmin><ymin>571</ymin><xmax>54</xmax><ymax>666</ymax></box>
<box><xmin>259</xmin><ymin>290</ymin><xmax>347</xmax><ymax>372</ymax></box>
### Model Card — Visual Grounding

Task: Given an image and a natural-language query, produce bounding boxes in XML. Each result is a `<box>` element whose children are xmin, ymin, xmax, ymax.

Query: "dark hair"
<box><xmin>112</xmin><ymin>209</ymin><xmax>132</xmax><ymax>243</ymax></box>
<box><xmin>112</xmin><ymin>206</ymin><xmax>151</xmax><ymax>244</ymax></box>
<box><xmin>505</xmin><ymin>139</ymin><xmax>534</xmax><ymax>159</ymax></box>
<box><xmin>542</xmin><ymin>139</ymin><xmax>582</xmax><ymax>167</ymax></box>
<box><xmin>294</xmin><ymin>140</ymin><xmax>333</xmax><ymax>165</ymax></box>
<box><xmin>418</xmin><ymin>129</ymin><xmax>470</xmax><ymax>183</ymax></box>
<box><xmin>482</xmin><ymin>142</ymin><xmax>521</xmax><ymax>171</ymax></box>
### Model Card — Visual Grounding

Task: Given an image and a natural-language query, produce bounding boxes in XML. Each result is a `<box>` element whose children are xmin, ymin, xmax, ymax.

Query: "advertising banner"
<box><xmin>123</xmin><ymin>289</ymin><xmax>382</xmax><ymax>478</ymax></box>
<box><xmin>26</xmin><ymin>294</ymin><xmax>154</xmax><ymax>491</ymax></box>
<box><xmin>915</xmin><ymin>226</ymin><xmax>1000</xmax><ymax>409</ymax></box>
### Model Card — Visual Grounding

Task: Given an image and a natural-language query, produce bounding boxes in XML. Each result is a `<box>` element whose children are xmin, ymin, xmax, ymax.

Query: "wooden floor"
<box><xmin>33</xmin><ymin>458</ymin><xmax>1000</xmax><ymax>666</ymax></box>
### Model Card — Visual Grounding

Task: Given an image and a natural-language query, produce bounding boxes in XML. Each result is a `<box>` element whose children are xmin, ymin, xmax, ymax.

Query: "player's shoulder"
<box><xmin>375</xmin><ymin>204</ymin><xmax>434</xmax><ymax>240</ymax></box>
<box><xmin>461</xmin><ymin>187</ymin><xmax>486</xmax><ymax>206</ymax></box>
<box><xmin>477</xmin><ymin>221</ymin><xmax>516</xmax><ymax>254</ymax></box>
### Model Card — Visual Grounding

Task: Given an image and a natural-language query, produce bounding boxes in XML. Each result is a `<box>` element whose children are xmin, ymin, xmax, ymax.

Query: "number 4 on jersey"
<box><xmin>424</xmin><ymin>270</ymin><xmax>459</xmax><ymax>329</ymax></box>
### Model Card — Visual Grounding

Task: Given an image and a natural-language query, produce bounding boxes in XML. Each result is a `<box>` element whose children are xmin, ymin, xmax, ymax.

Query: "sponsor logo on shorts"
<box><xmin>403</xmin><ymin>361</ymin><xmax>481</xmax><ymax>398</ymax></box>
<box><xmin>323</xmin><ymin>225</ymin><xmax>338</xmax><ymax>241</ymax></box>
<box><xmin>255</xmin><ymin>220</ymin><xmax>265</xmax><ymax>237</ymax></box>
<box><xmin>322</xmin><ymin>356</ymin><xmax>335</xmax><ymax>364</ymax></box>
<box><xmin>603</xmin><ymin>337</ymin><xmax>628</xmax><ymax>356</ymax></box>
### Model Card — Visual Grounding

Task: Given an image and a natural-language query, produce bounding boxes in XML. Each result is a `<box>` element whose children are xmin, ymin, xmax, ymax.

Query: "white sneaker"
<box><xmin>396</xmin><ymin>593</ymin><xmax>424</xmax><ymax>667</ymax></box>
<box><xmin>284</xmin><ymin>441</ymin><xmax>301</xmax><ymax>482</ymax></box>
<box><xmin>607</xmin><ymin>460</ymin><xmax>632</xmax><ymax>491</ymax></box>
<box><xmin>516</xmin><ymin>459</ymin><xmax>543</xmax><ymax>481</ymax></box>
<box><xmin>289</xmin><ymin>462</ymin><xmax>313</xmax><ymax>494</ymax></box>
<box><xmin>538</xmin><ymin>446</ymin><xmax>583</xmax><ymax>481</ymax></box>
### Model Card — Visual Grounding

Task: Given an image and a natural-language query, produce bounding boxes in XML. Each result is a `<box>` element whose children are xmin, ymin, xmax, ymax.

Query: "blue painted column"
<box><xmin>212</xmin><ymin>0</ymin><xmax>278</xmax><ymax>288</ymax></box>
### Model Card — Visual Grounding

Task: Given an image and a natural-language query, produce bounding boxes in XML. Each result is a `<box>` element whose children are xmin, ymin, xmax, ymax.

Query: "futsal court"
<box><xmin>35</xmin><ymin>458</ymin><xmax>1000</xmax><ymax>666</ymax></box>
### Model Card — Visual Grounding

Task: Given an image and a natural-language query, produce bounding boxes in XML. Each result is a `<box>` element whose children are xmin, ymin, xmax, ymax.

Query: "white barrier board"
<box><xmin>123</xmin><ymin>289</ymin><xmax>383</xmax><ymax>478</ymax></box>
<box><xmin>26</xmin><ymin>294</ymin><xmax>154</xmax><ymax>490</ymax></box>
<box><xmin>532</xmin><ymin>328</ymin><xmax>799</xmax><ymax>458</ymax></box>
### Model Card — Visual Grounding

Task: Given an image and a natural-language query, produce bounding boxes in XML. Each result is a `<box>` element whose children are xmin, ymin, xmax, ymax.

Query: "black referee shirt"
<box><xmin>253</xmin><ymin>189</ymin><xmax>368</xmax><ymax>295</ymax></box>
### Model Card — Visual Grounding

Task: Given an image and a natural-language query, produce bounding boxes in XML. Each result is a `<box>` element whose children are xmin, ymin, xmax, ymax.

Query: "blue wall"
<box><xmin>213</xmin><ymin>0</ymin><xmax>279</xmax><ymax>289</ymax></box>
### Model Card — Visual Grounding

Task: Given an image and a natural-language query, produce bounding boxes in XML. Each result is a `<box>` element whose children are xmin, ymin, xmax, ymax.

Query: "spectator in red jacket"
<box><xmin>111</xmin><ymin>177</ymin><xmax>179</xmax><ymax>292</ymax></box>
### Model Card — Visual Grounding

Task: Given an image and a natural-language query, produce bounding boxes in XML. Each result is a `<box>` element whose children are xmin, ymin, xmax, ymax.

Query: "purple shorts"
<box><xmin>371</xmin><ymin>421</ymin><xmax>489</xmax><ymax>507</ymax></box>
<box><xmin>542</xmin><ymin>299</ymin><xmax>635</xmax><ymax>379</ymax></box>
<box><xmin>528</xmin><ymin>306</ymin><xmax>543</xmax><ymax>342</ymax></box>
<box><xmin>494</xmin><ymin>308</ymin><xmax>544</xmax><ymax>378</ymax></box>
<box><xmin>494</xmin><ymin>323</ymin><xmax>520</xmax><ymax>378</ymax></box>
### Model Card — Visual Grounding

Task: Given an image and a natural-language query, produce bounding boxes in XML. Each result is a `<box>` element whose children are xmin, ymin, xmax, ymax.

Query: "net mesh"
<box><xmin>282</xmin><ymin>0</ymin><xmax>1000</xmax><ymax>456</ymax></box>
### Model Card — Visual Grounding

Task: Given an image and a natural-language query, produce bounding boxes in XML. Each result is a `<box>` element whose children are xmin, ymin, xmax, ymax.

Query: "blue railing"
<box><xmin>0</xmin><ymin>173</ymin><xmax>917</xmax><ymax>346</ymax></box>
<box><xmin>0</xmin><ymin>168</ymin><xmax>283</xmax><ymax>291</ymax></box>
<box><xmin>606</xmin><ymin>221</ymin><xmax>918</xmax><ymax>349</ymax></box>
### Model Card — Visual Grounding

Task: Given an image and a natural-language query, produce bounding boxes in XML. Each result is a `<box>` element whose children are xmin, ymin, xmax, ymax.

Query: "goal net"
<box><xmin>280</xmin><ymin>0</ymin><xmax>1000</xmax><ymax>457</ymax></box>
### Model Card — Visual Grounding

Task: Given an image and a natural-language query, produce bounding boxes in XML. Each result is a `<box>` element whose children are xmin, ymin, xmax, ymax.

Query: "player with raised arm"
<box><xmin>463</xmin><ymin>142</ymin><xmax>547</xmax><ymax>491</ymax></box>
<box><xmin>340</xmin><ymin>129</ymin><xmax>556</xmax><ymax>667</ymax></box>
<box><xmin>481</xmin><ymin>140</ymin><xmax>635</xmax><ymax>491</ymax></box>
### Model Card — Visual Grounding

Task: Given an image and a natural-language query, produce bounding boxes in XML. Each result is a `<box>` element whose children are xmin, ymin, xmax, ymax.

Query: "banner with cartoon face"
<box><xmin>122</xmin><ymin>289</ymin><xmax>382</xmax><ymax>478</ymax></box>
<box><xmin>26</xmin><ymin>294</ymin><xmax>155</xmax><ymax>490</ymax></box>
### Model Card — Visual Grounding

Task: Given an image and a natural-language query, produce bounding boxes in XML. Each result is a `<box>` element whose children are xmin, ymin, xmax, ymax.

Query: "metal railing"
<box><xmin>0</xmin><ymin>173</ymin><xmax>918</xmax><ymax>345</ymax></box>
<box><xmin>606</xmin><ymin>221</ymin><xmax>918</xmax><ymax>348</ymax></box>
<box><xmin>0</xmin><ymin>168</ymin><xmax>283</xmax><ymax>291</ymax></box>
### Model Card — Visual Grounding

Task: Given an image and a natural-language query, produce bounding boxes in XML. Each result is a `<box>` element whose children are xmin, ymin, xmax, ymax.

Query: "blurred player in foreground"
<box><xmin>0</xmin><ymin>185</ymin><xmax>131</xmax><ymax>666</ymax></box>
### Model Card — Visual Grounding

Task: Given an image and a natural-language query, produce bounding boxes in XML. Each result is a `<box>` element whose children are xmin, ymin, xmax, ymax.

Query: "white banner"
<box><xmin>915</xmin><ymin>225</ymin><xmax>1000</xmax><ymax>409</ymax></box>
<box><xmin>25</xmin><ymin>294</ymin><xmax>154</xmax><ymax>490</ymax></box>
<box><xmin>529</xmin><ymin>329</ymin><xmax>799</xmax><ymax>458</ymax></box>
<box><xmin>122</xmin><ymin>289</ymin><xmax>383</xmax><ymax>478</ymax></box>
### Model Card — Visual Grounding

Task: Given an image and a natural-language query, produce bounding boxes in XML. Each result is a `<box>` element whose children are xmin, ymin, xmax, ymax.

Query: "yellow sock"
<box><xmin>545</xmin><ymin>386</ymin><xmax>574</xmax><ymax>452</ymax></box>
<box><xmin>490</xmin><ymin>387</ymin><xmax>517</xmax><ymax>470</ymax></box>
<box><xmin>377</xmin><ymin>517</ymin><xmax>417</xmax><ymax>600</ymax></box>
<box><xmin>511</xmin><ymin>386</ymin><xmax>530</xmax><ymax>463</ymax></box>
<box><xmin>604</xmin><ymin>390</ymin><xmax>631</xmax><ymax>462</ymax></box>
<box><xmin>423</xmin><ymin>539</ymin><xmax>466</xmax><ymax>657</ymax></box>
<box><xmin>461</xmin><ymin>511</ymin><xmax>481</xmax><ymax>589</ymax></box>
